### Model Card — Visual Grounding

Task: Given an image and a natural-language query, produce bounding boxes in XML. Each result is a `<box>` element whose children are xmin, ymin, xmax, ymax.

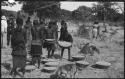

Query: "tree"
<box><xmin>1</xmin><ymin>1</ymin><xmax>16</xmax><ymax>7</ymax></box>
<box><xmin>72</xmin><ymin>6</ymin><xmax>92</xmax><ymax>21</ymax></box>
<box><xmin>91</xmin><ymin>2</ymin><xmax>123</xmax><ymax>22</ymax></box>
<box><xmin>21</xmin><ymin>1</ymin><xmax>61</xmax><ymax>20</ymax></box>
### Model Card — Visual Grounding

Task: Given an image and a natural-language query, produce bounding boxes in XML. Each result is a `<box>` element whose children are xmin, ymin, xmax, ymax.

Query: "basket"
<box><xmin>45</xmin><ymin>62</ymin><xmax>59</xmax><ymax>67</ymax></box>
<box><xmin>58</xmin><ymin>41</ymin><xmax>72</xmax><ymax>48</ymax></box>
<box><xmin>76</xmin><ymin>61</ymin><xmax>89</xmax><ymax>68</ymax></box>
<box><xmin>42</xmin><ymin>67</ymin><xmax>57</xmax><ymax>73</ymax></box>
<box><xmin>72</xmin><ymin>55</ymin><xmax>85</xmax><ymax>61</ymax></box>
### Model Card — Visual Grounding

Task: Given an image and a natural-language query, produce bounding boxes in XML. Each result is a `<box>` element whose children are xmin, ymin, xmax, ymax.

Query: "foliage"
<box><xmin>21</xmin><ymin>1</ymin><xmax>61</xmax><ymax>19</ymax></box>
<box><xmin>1</xmin><ymin>9</ymin><xmax>17</xmax><ymax>18</ymax></box>
<box><xmin>91</xmin><ymin>2</ymin><xmax>124</xmax><ymax>22</ymax></box>
<box><xmin>1</xmin><ymin>1</ymin><xmax>16</xmax><ymax>7</ymax></box>
<box><xmin>72</xmin><ymin>6</ymin><xmax>93</xmax><ymax>21</ymax></box>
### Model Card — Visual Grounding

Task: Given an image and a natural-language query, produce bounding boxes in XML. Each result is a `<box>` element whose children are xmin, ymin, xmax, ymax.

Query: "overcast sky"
<box><xmin>1</xmin><ymin>1</ymin><xmax>124</xmax><ymax>13</ymax></box>
<box><xmin>1</xmin><ymin>2</ymin><xmax>96</xmax><ymax>12</ymax></box>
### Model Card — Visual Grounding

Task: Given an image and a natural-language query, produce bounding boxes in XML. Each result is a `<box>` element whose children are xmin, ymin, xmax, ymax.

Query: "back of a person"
<box><xmin>11</xmin><ymin>28</ymin><xmax>26</xmax><ymax>53</ymax></box>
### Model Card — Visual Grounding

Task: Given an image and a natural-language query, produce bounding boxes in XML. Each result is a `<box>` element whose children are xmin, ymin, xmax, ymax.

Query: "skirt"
<box><xmin>12</xmin><ymin>55</ymin><xmax>26</xmax><ymax>68</ymax></box>
<box><xmin>30</xmin><ymin>45</ymin><xmax>42</xmax><ymax>56</ymax></box>
<box><xmin>43</xmin><ymin>41</ymin><xmax>56</xmax><ymax>50</ymax></box>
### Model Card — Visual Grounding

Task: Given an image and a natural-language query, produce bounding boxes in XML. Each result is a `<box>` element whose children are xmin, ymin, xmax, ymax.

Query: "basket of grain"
<box><xmin>76</xmin><ymin>61</ymin><xmax>89</xmax><ymax>68</ymax></box>
<box><xmin>92</xmin><ymin>61</ymin><xmax>111</xmax><ymax>69</ymax></box>
<box><xmin>42</xmin><ymin>67</ymin><xmax>57</xmax><ymax>73</ymax></box>
<box><xmin>25</xmin><ymin>65</ymin><xmax>36</xmax><ymax>72</ymax></box>
<box><xmin>45</xmin><ymin>62</ymin><xmax>59</xmax><ymax>67</ymax></box>
<box><xmin>41</xmin><ymin>59</ymin><xmax>58</xmax><ymax>64</ymax></box>
<box><xmin>72</xmin><ymin>55</ymin><xmax>85</xmax><ymax>61</ymax></box>
<box><xmin>58</xmin><ymin>41</ymin><xmax>72</xmax><ymax>48</ymax></box>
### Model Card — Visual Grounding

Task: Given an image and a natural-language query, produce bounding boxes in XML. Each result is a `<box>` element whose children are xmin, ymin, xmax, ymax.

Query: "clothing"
<box><xmin>30</xmin><ymin>25</ymin><xmax>43</xmax><ymax>56</ymax></box>
<box><xmin>59</xmin><ymin>27</ymin><xmax>67</xmax><ymax>41</ymax></box>
<box><xmin>12</xmin><ymin>55</ymin><xmax>26</xmax><ymax>68</ymax></box>
<box><xmin>43</xmin><ymin>26</ymin><xmax>56</xmax><ymax>50</ymax></box>
<box><xmin>11</xmin><ymin>27</ymin><xmax>27</xmax><ymax>69</ymax></box>
<box><xmin>11</xmin><ymin>27</ymin><xmax>27</xmax><ymax>55</ymax></box>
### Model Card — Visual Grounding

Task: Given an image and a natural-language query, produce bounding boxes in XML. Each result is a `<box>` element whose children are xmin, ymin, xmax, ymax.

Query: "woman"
<box><xmin>59</xmin><ymin>21</ymin><xmax>73</xmax><ymax>60</ymax></box>
<box><xmin>44</xmin><ymin>21</ymin><xmax>56</xmax><ymax>58</ymax></box>
<box><xmin>10</xmin><ymin>17</ymin><xmax>27</xmax><ymax>77</ymax></box>
<box><xmin>30</xmin><ymin>20</ymin><xmax>43</xmax><ymax>68</ymax></box>
<box><xmin>59</xmin><ymin>30</ymin><xmax>73</xmax><ymax>61</ymax></box>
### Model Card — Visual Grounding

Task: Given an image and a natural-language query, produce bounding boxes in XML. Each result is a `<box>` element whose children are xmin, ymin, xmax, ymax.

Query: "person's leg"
<box><xmin>38</xmin><ymin>56</ymin><xmax>41</xmax><ymax>68</ymax></box>
<box><xmin>68</xmin><ymin>48</ymin><xmax>71</xmax><ymax>60</ymax></box>
<box><xmin>61</xmin><ymin>48</ymin><xmax>65</xmax><ymax>59</ymax></box>
<box><xmin>47</xmin><ymin>48</ymin><xmax>51</xmax><ymax>58</ymax></box>
<box><xmin>51</xmin><ymin>44</ymin><xmax>55</xmax><ymax>58</ymax></box>
<box><xmin>7</xmin><ymin>32</ymin><xmax>10</xmax><ymax>46</ymax></box>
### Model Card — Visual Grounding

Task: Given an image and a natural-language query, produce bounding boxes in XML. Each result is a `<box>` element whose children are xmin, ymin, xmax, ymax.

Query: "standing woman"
<box><xmin>44</xmin><ymin>21</ymin><xmax>56</xmax><ymax>58</ymax></box>
<box><xmin>30</xmin><ymin>20</ymin><xmax>43</xmax><ymax>68</ymax></box>
<box><xmin>10</xmin><ymin>17</ymin><xmax>27</xmax><ymax>77</ymax></box>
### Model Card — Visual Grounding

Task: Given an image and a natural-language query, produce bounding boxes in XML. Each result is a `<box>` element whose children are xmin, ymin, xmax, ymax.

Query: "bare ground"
<box><xmin>1</xmin><ymin>22</ymin><xmax>124</xmax><ymax>78</ymax></box>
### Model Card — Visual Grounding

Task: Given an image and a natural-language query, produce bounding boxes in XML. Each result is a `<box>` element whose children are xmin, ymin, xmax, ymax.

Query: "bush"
<box><xmin>77</xmin><ymin>24</ymin><xmax>90</xmax><ymax>39</ymax></box>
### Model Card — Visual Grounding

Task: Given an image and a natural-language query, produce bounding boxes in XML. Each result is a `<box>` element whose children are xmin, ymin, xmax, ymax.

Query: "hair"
<box><xmin>33</xmin><ymin>20</ymin><xmax>38</xmax><ymax>25</ymax></box>
<box><xmin>26</xmin><ymin>17</ymin><xmax>31</xmax><ymax>24</ymax></box>
<box><xmin>48</xmin><ymin>21</ymin><xmax>53</xmax><ymax>28</ymax></box>
<box><xmin>16</xmin><ymin>17</ymin><xmax>23</xmax><ymax>26</ymax></box>
<box><xmin>94</xmin><ymin>21</ymin><xmax>98</xmax><ymax>24</ymax></box>
<box><xmin>61</xmin><ymin>20</ymin><xmax>65</xmax><ymax>25</ymax></box>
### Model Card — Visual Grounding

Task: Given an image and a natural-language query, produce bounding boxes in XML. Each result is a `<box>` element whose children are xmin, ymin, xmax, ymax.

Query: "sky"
<box><xmin>1</xmin><ymin>1</ymin><xmax>124</xmax><ymax>13</ymax></box>
<box><xmin>1</xmin><ymin>2</ymin><xmax>96</xmax><ymax>12</ymax></box>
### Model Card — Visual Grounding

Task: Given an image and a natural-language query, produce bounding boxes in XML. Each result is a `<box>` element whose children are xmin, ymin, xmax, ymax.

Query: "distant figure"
<box><xmin>24</xmin><ymin>17</ymin><xmax>32</xmax><ymax>52</ymax></box>
<box><xmin>1</xmin><ymin>15</ymin><xmax>8</xmax><ymax>48</ymax></box>
<box><xmin>43</xmin><ymin>21</ymin><xmax>56</xmax><ymax>58</ymax></box>
<box><xmin>10</xmin><ymin>17</ymin><xmax>27</xmax><ymax>77</ymax></box>
<box><xmin>30</xmin><ymin>20</ymin><xmax>43</xmax><ymax>68</ymax></box>
<box><xmin>92</xmin><ymin>21</ymin><xmax>100</xmax><ymax>40</ymax></box>
<box><xmin>59</xmin><ymin>29</ymin><xmax>73</xmax><ymax>61</ymax></box>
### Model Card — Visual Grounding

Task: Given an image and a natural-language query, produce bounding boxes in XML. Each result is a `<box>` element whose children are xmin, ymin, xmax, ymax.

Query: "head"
<box><xmin>16</xmin><ymin>17</ymin><xmax>23</xmax><ymax>28</ymax></box>
<box><xmin>48</xmin><ymin>21</ymin><xmax>53</xmax><ymax>28</ymax></box>
<box><xmin>26</xmin><ymin>17</ymin><xmax>31</xmax><ymax>24</ymax></box>
<box><xmin>33</xmin><ymin>20</ymin><xmax>39</xmax><ymax>26</ymax></box>
<box><xmin>61</xmin><ymin>20</ymin><xmax>65</xmax><ymax>25</ymax></box>
<box><xmin>94</xmin><ymin>21</ymin><xmax>98</xmax><ymax>24</ymax></box>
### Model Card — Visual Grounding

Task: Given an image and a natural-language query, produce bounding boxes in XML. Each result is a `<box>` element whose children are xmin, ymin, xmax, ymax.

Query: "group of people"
<box><xmin>2</xmin><ymin>15</ymin><xmax>73</xmax><ymax>77</ymax></box>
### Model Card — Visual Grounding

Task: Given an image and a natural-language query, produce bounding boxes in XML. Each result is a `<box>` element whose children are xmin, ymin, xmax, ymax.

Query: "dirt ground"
<box><xmin>1</xmin><ymin>22</ymin><xmax>124</xmax><ymax>78</ymax></box>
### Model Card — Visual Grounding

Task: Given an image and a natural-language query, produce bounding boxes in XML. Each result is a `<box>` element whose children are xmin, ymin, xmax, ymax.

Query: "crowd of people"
<box><xmin>1</xmin><ymin>15</ymin><xmax>73</xmax><ymax>77</ymax></box>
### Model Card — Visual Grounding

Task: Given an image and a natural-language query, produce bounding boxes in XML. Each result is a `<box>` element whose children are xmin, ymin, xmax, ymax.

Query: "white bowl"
<box><xmin>25</xmin><ymin>65</ymin><xmax>36</xmax><ymax>70</ymax></box>
<box><xmin>96</xmin><ymin>61</ymin><xmax>111</xmax><ymax>67</ymax></box>
<box><xmin>76</xmin><ymin>61</ymin><xmax>89</xmax><ymax>65</ymax></box>
<box><xmin>45</xmin><ymin>62</ymin><xmax>59</xmax><ymax>67</ymax></box>
<box><xmin>58</xmin><ymin>41</ymin><xmax>72</xmax><ymax>47</ymax></box>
